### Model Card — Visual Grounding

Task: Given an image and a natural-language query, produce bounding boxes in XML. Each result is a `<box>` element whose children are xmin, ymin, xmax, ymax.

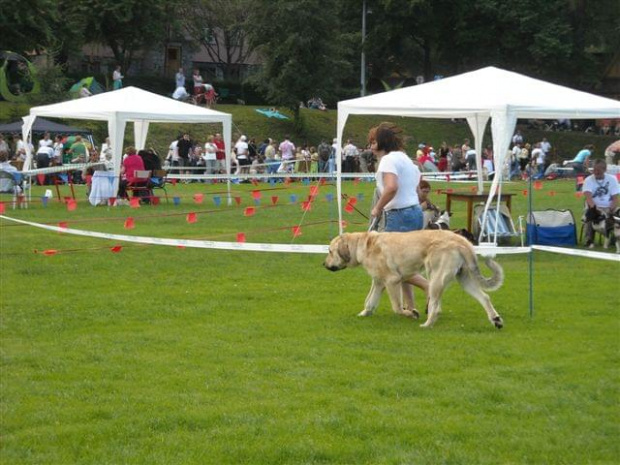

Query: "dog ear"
<box><xmin>337</xmin><ymin>236</ymin><xmax>351</xmax><ymax>263</ymax></box>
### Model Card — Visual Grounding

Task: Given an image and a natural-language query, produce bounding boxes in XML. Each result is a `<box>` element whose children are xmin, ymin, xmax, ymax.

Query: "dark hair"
<box><xmin>369</xmin><ymin>122</ymin><xmax>404</xmax><ymax>152</ymax></box>
<box><xmin>419</xmin><ymin>179</ymin><xmax>431</xmax><ymax>190</ymax></box>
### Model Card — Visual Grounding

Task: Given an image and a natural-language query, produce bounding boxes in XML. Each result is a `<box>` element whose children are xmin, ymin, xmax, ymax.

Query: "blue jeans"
<box><xmin>384</xmin><ymin>205</ymin><xmax>423</xmax><ymax>232</ymax></box>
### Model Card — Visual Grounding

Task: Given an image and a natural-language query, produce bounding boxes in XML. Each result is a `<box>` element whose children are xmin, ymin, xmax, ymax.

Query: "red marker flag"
<box><xmin>66</xmin><ymin>199</ymin><xmax>77</xmax><ymax>211</ymax></box>
<box><xmin>301</xmin><ymin>201</ymin><xmax>312</xmax><ymax>211</ymax></box>
<box><xmin>236</xmin><ymin>232</ymin><xmax>246</xmax><ymax>243</ymax></box>
<box><xmin>0</xmin><ymin>202</ymin><xmax>5</xmax><ymax>214</ymax></box>
<box><xmin>37</xmin><ymin>174</ymin><xmax>46</xmax><ymax>185</ymax></box>
<box><xmin>271</xmin><ymin>196</ymin><xmax>279</xmax><ymax>205</ymax></box>
<box><xmin>43</xmin><ymin>249</ymin><xmax>58</xmax><ymax>256</ymax></box>
<box><xmin>186</xmin><ymin>212</ymin><xmax>197</xmax><ymax>223</ymax></box>
<box><xmin>124</xmin><ymin>217</ymin><xmax>135</xmax><ymax>229</ymax></box>
<box><xmin>171</xmin><ymin>178</ymin><xmax>178</xmax><ymax>186</ymax></box>
<box><xmin>234</xmin><ymin>196</ymin><xmax>242</xmax><ymax>205</ymax></box>
<box><xmin>347</xmin><ymin>197</ymin><xmax>357</xmax><ymax>206</ymax></box>
<box><xmin>344</xmin><ymin>204</ymin><xmax>355</xmax><ymax>213</ymax></box>
<box><xmin>193</xmin><ymin>193</ymin><xmax>204</xmax><ymax>204</ymax></box>
<box><xmin>58</xmin><ymin>221</ymin><xmax>68</xmax><ymax>229</ymax></box>
<box><xmin>110</xmin><ymin>245</ymin><xmax>123</xmax><ymax>253</ymax></box>
<box><xmin>244</xmin><ymin>206</ymin><xmax>255</xmax><ymax>216</ymax></box>
<box><xmin>319</xmin><ymin>178</ymin><xmax>326</xmax><ymax>186</ymax></box>
<box><xmin>129</xmin><ymin>197</ymin><xmax>141</xmax><ymax>208</ymax></box>
<box><xmin>309</xmin><ymin>186</ymin><xmax>319</xmax><ymax>196</ymax></box>
<box><xmin>251</xmin><ymin>190</ymin><xmax>262</xmax><ymax>200</ymax></box>
<box><xmin>522</xmin><ymin>189</ymin><xmax>528</xmax><ymax>196</ymax></box>
<box><xmin>534</xmin><ymin>180</ymin><xmax>543</xmax><ymax>190</ymax></box>
<box><xmin>292</xmin><ymin>226</ymin><xmax>302</xmax><ymax>237</ymax></box>
<box><xmin>548</xmin><ymin>190</ymin><xmax>556</xmax><ymax>197</ymax></box>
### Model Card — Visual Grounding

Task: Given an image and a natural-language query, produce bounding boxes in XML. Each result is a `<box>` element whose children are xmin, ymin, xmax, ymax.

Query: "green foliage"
<box><xmin>180</xmin><ymin>0</ymin><xmax>255</xmax><ymax>80</ymax></box>
<box><xmin>26</xmin><ymin>61</ymin><xmax>72</xmax><ymax>106</ymax></box>
<box><xmin>1</xmin><ymin>180</ymin><xmax>619</xmax><ymax>464</ymax></box>
<box><xmin>247</xmin><ymin>0</ymin><xmax>349</xmax><ymax>127</ymax></box>
<box><xmin>80</xmin><ymin>0</ymin><xmax>177</xmax><ymax>71</ymax></box>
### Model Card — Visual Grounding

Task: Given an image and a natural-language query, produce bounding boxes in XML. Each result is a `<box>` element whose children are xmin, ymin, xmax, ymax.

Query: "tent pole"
<box><xmin>528</xmin><ymin>168</ymin><xmax>534</xmax><ymax>318</ymax></box>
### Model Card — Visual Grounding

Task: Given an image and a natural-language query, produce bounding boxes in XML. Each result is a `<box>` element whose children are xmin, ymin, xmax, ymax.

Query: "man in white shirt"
<box><xmin>582</xmin><ymin>159</ymin><xmax>619</xmax><ymax>247</ymax></box>
<box><xmin>278</xmin><ymin>135</ymin><xmax>295</xmax><ymax>173</ymax></box>
<box><xmin>39</xmin><ymin>132</ymin><xmax>53</xmax><ymax>148</ymax></box>
<box><xmin>235</xmin><ymin>135</ymin><xmax>250</xmax><ymax>173</ymax></box>
<box><xmin>342</xmin><ymin>139</ymin><xmax>359</xmax><ymax>173</ymax></box>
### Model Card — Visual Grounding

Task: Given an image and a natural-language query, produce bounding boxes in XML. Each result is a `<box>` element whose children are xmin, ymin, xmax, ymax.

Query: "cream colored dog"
<box><xmin>324</xmin><ymin>230</ymin><xmax>504</xmax><ymax>329</ymax></box>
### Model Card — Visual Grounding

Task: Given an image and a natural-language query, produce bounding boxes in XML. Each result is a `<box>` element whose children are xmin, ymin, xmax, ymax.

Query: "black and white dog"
<box><xmin>427</xmin><ymin>210</ymin><xmax>477</xmax><ymax>245</ymax></box>
<box><xmin>583</xmin><ymin>205</ymin><xmax>619</xmax><ymax>252</ymax></box>
<box><xmin>427</xmin><ymin>210</ymin><xmax>452</xmax><ymax>230</ymax></box>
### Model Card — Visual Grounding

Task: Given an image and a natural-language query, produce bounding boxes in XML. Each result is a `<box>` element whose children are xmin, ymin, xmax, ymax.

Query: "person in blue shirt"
<box><xmin>569</xmin><ymin>144</ymin><xmax>594</xmax><ymax>174</ymax></box>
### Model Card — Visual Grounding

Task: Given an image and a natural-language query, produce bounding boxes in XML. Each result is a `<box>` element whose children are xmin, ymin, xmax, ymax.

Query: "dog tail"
<box><xmin>461</xmin><ymin>247</ymin><xmax>504</xmax><ymax>291</ymax></box>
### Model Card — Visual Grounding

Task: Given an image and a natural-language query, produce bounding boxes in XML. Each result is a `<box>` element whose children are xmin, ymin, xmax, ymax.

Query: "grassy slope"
<box><xmin>1</xmin><ymin>179</ymin><xmax>619</xmax><ymax>464</ymax></box>
<box><xmin>1</xmin><ymin>101</ymin><xmax>617</xmax><ymax>161</ymax></box>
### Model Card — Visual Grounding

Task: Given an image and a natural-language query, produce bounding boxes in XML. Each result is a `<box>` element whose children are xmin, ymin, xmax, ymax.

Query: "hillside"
<box><xmin>1</xmin><ymin>101</ymin><xmax>617</xmax><ymax>160</ymax></box>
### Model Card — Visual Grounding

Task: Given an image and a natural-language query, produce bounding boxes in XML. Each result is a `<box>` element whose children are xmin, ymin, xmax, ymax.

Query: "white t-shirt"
<box><xmin>36</xmin><ymin>146</ymin><xmax>54</xmax><ymax>158</ymax></box>
<box><xmin>169</xmin><ymin>140</ymin><xmax>179</xmax><ymax>161</ymax></box>
<box><xmin>540</xmin><ymin>140</ymin><xmax>551</xmax><ymax>154</ymax></box>
<box><xmin>375</xmin><ymin>151</ymin><xmax>420</xmax><ymax>211</ymax></box>
<box><xmin>235</xmin><ymin>141</ymin><xmax>249</xmax><ymax>159</ymax></box>
<box><xmin>172</xmin><ymin>86</ymin><xmax>189</xmax><ymax>100</ymax></box>
<box><xmin>582</xmin><ymin>173</ymin><xmax>619</xmax><ymax>208</ymax></box>
<box><xmin>203</xmin><ymin>142</ymin><xmax>217</xmax><ymax>160</ymax></box>
<box><xmin>531</xmin><ymin>148</ymin><xmax>544</xmax><ymax>165</ymax></box>
<box><xmin>39</xmin><ymin>138</ymin><xmax>53</xmax><ymax>148</ymax></box>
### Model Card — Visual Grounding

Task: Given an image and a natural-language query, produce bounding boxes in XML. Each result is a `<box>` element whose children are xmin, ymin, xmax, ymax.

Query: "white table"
<box><xmin>89</xmin><ymin>171</ymin><xmax>117</xmax><ymax>206</ymax></box>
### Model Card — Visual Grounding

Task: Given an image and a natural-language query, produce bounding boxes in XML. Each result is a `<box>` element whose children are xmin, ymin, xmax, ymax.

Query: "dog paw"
<box><xmin>493</xmin><ymin>316</ymin><xmax>504</xmax><ymax>329</ymax></box>
<box><xmin>402</xmin><ymin>307</ymin><xmax>420</xmax><ymax>319</ymax></box>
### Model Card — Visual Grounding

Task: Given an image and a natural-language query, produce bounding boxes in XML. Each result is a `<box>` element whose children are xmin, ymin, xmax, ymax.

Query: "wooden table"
<box><xmin>443</xmin><ymin>191</ymin><xmax>514</xmax><ymax>233</ymax></box>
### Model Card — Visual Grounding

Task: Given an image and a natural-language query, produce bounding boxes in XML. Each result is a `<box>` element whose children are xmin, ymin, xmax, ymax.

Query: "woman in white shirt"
<box><xmin>369</xmin><ymin>121</ymin><xmax>428</xmax><ymax>314</ymax></box>
<box><xmin>203</xmin><ymin>135</ymin><xmax>218</xmax><ymax>176</ymax></box>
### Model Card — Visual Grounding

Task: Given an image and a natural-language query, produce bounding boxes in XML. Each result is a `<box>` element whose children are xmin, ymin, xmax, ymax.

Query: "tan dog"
<box><xmin>324</xmin><ymin>230</ymin><xmax>504</xmax><ymax>329</ymax></box>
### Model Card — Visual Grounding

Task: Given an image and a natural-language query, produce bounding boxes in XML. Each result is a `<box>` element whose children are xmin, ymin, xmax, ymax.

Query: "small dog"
<box><xmin>427</xmin><ymin>210</ymin><xmax>452</xmax><ymax>230</ymax></box>
<box><xmin>583</xmin><ymin>205</ymin><xmax>616</xmax><ymax>251</ymax></box>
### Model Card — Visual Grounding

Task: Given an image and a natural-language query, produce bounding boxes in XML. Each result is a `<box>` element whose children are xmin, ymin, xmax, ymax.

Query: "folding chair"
<box><xmin>150</xmin><ymin>169</ymin><xmax>169</xmax><ymax>204</ymax></box>
<box><xmin>126</xmin><ymin>170</ymin><xmax>152</xmax><ymax>204</ymax></box>
<box><xmin>473</xmin><ymin>204</ymin><xmax>518</xmax><ymax>245</ymax></box>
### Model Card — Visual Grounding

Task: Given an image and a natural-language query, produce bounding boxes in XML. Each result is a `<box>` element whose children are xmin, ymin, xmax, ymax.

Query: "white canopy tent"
<box><xmin>336</xmin><ymin>66</ymin><xmax>620</xmax><ymax>239</ymax></box>
<box><xmin>22</xmin><ymin>86</ymin><xmax>233</xmax><ymax>197</ymax></box>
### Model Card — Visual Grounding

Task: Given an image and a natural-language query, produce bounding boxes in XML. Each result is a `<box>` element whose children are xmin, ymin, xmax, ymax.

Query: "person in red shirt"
<box><xmin>213</xmin><ymin>133</ymin><xmax>226</xmax><ymax>174</ymax></box>
<box><xmin>118</xmin><ymin>146</ymin><xmax>146</xmax><ymax>198</ymax></box>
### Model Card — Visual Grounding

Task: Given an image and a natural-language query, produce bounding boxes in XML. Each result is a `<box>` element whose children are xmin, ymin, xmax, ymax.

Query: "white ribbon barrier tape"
<box><xmin>3</xmin><ymin>214</ymin><xmax>618</xmax><ymax>261</ymax></box>
<box><xmin>0</xmin><ymin>214</ymin><xmax>329</xmax><ymax>254</ymax></box>
<box><xmin>23</xmin><ymin>162</ymin><xmax>113</xmax><ymax>176</ymax></box>
<box><xmin>532</xmin><ymin>245</ymin><xmax>620</xmax><ymax>262</ymax></box>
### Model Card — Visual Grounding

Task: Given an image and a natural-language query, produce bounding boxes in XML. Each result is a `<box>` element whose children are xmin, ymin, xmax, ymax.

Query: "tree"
<box><xmin>80</xmin><ymin>0</ymin><xmax>176</xmax><ymax>72</ymax></box>
<box><xmin>181</xmin><ymin>0</ymin><xmax>255</xmax><ymax>80</ymax></box>
<box><xmin>0</xmin><ymin>0</ymin><xmax>58</xmax><ymax>55</ymax></box>
<box><xmin>248</xmin><ymin>0</ymin><xmax>348</xmax><ymax>130</ymax></box>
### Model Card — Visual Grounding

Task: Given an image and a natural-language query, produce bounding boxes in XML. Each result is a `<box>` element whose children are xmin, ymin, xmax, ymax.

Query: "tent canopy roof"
<box><xmin>0</xmin><ymin>117</ymin><xmax>92</xmax><ymax>135</ymax></box>
<box><xmin>28</xmin><ymin>86</ymin><xmax>232</xmax><ymax>123</ymax></box>
<box><xmin>339</xmin><ymin>66</ymin><xmax>620</xmax><ymax>120</ymax></box>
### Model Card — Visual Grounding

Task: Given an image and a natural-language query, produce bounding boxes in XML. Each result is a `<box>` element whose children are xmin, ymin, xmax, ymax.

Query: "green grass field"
<box><xmin>1</xmin><ymin>177</ymin><xmax>618</xmax><ymax>464</ymax></box>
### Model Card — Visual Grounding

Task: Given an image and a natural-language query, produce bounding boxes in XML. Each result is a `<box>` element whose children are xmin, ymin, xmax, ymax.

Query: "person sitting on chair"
<box><xmin>418</xmin><ymin>179</ymin><xmax>440</xmax><ymax>227</ymax></box>
<box><xmin>582</xmin><ymin>159</ymin><xmax>618</xmax><ymax>248</ymax></box>
<box><xmin>118</xmin><ymin>146</ymin><xmax>146</xmax><ymax>199</ymax></box>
